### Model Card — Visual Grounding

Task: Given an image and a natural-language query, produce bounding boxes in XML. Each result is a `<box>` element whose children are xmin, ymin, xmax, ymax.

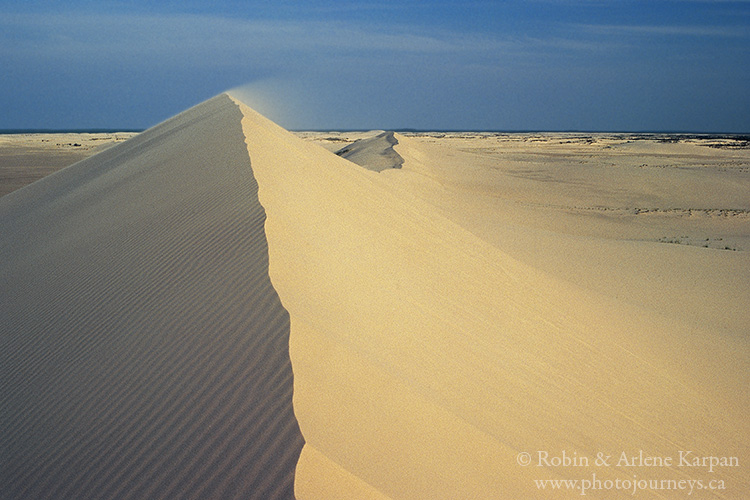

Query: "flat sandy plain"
<box><xmin>0</xmin><ymin>133</ymin><xmax>137</xmax><ymax>197</ymax></box>
<box><xmin>1</xmin><ymin>95</ymin><xmax>748</xmax><ymax>499</ymax></box>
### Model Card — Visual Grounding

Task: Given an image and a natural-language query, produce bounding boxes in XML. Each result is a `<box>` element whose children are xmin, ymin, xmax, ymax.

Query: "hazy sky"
<box><xmin>2</xmin><ymin>0</ymin><xmax>749</xmax><ymax>131</ymax></box>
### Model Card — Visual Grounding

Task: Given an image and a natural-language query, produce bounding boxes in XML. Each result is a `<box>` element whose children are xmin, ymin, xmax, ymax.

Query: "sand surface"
<box><xmin>1</xmin><ymin>95</ymin><xmax>748</xmax><ymax>499</ymax></box>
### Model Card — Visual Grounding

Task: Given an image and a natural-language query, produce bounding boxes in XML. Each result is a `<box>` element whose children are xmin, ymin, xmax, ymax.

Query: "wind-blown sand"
<box><xmin>1</xmin><ymin>94</ymin><xmax>748</xmax><ymax>499</ymax></box>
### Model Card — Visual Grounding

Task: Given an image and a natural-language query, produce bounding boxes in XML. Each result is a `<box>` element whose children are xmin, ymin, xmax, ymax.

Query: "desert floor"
<box><xmin>0</xmin><ymin>133</ymin><xmax>137</xmax><ymax>197</ymax></box>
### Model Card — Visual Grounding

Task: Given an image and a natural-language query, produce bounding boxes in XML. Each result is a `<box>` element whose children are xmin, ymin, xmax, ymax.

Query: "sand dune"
<box><xmin>1</xmin><ymin>93</ymin><xmax>748</xmax><ymax>499</ymax></box>
<box><xmin>334</xmin><ymin>131</ymin><xmax>404</xmax><ymax>172</ymax></box>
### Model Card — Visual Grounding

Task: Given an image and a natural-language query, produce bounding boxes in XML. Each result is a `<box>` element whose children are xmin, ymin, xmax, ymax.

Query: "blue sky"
<box><xmin>1</xmin><ymin>0</ymin><xmax>749</xmax><ymax>131</ymax></box>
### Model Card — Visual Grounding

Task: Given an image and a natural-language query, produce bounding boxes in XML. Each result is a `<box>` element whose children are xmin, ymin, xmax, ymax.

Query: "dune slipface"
<box><xmin>0</xmin><ymin>95</ymin><xmax>303</xmax><ymax>499</ymax></box>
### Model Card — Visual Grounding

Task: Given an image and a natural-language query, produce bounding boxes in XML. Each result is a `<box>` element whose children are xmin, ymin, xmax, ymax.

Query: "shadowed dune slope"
<box><xmin>0</xmin><ymin>94</ymin><xmax>303</xmax><ymax>499</ymax></box>
<box><xmin>231</xmin><ymin>97</ymin><xmax>748</xmax><ymax>499</ymax></box>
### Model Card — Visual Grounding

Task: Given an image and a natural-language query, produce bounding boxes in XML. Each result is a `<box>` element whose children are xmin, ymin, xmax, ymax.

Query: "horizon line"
<box><xmin>2</xmin><ymin>128</ymin><xmax>749</xmax><ymax>137</ymax></box>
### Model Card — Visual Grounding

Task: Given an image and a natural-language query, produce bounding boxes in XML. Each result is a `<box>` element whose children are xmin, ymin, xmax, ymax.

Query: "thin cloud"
<box><xmin>0</xmin><ymin>11</ymin><xmax>515</xmax><ymax>62</ymax></box>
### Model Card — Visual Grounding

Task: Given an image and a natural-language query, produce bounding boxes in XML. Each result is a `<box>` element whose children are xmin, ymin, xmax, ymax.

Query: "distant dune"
<box><xmin>1</xmin><ymin>94</ymin><xmax>748</xmax><ymax>499</ymax></box>
<box><xmin>334</xmin><ymin>131</ymin><xmax>404</xmax><ymax>172</ymax></box>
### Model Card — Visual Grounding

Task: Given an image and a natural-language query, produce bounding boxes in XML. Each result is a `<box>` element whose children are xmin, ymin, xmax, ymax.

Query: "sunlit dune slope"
<box><xmin>232</xmin><ymin>97</ymin><xmax>748</xmax><ymax>498</ymax></box>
